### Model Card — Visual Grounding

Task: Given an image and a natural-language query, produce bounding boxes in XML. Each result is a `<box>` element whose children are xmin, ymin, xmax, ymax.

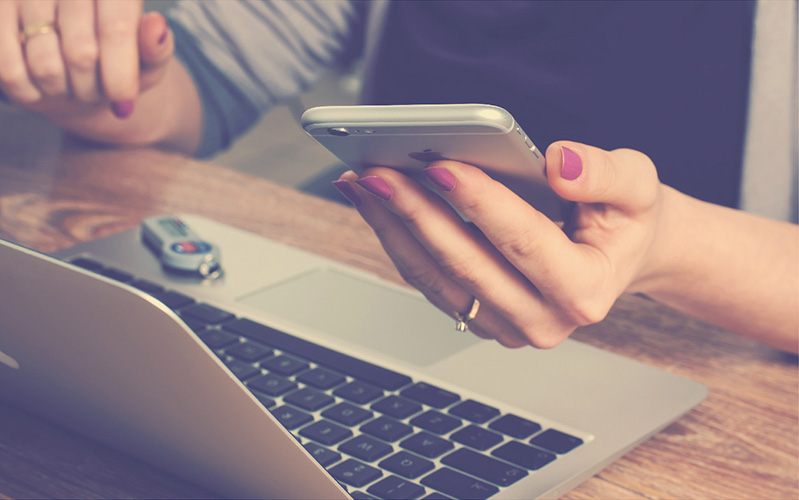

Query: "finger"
<box><xmin>58</xmin><ymin>0</ymin><xmax>101</xmax><ymax>102</ymax></box>
<box><xmin>96</xmin><ymin>0</ymin><xmax>142</xmax><ymax>115</ymax></box>
<box><xmin>546</xmin><ymin>141</ymin><xmax>660</xmax><ymax>213</ymax></box>
<box><xmin>337</xmin><ymin>171</ymin><xmax>529</xmax><ymax>348</ymax></box>
<box><xmin>341</xmin><ymin>171</ymin><xmax>475</xmax><ymax>323</ymax></box>
<box><xmin>138</xmin><ymin>11</ymin><xmax>171</xmax><ymax>67</ymax></box>
<box><xmin>420</xmin><ymin>160</ymin><xmax>615</xmax><ymax>331</ymax></box>
<box><xmin>138</xmin><ymin>11</ymin><xmax>174</xmax><ymax>90</ymax></box>
<box><xmin>545</xmin><ymin>143</ymin><xmax>664</xmax><ymax>298</ymax></box>
<box><xmin>19</xmin><ymin>0</ymin><xmax>68</xmax><ymax>96</ymax></box>
<box><xmin>354</xmin><ymin>167</ymin><xmax>568</xmax><ymax>348</ymax></box>
<box><xmin>0</xmin><ymin>1</ymin><xmax>42</xmax><ymax>102</ymax></box>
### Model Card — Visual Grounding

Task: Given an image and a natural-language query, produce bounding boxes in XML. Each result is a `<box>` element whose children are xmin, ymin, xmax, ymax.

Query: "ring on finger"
<box><xmin>19</xmin><ymin>22</ymin><xmax>58</xmax><ymax>45</ymax></box>
<box><xmin>454</xmin><ymin>297</ymin><xmax>480</xmax><ymax>332</ymax></box>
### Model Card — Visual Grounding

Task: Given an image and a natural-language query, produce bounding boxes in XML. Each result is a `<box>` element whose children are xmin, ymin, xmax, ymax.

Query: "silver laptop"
<box><xmin>0</xmin><ymin>214</ymin><xmax>706</xmax><ymax>499</ymax></box>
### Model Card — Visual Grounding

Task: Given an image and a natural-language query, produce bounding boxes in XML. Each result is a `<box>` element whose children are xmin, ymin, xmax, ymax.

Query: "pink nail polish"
<box><xmin>561</xmin><ymin>146</ymin><xmax>582</xmax><ymax>180</ymax></box>
<box><xmin>356</xmin><ymin>176</ymin><xmax>393</xmax><ymax>201</ymax></box>
<box><xmin>332</xmin><ymin>180</ymin><xmax>362</xmax><ymax>206</ymax></box>
<box><xmin>423</xmin><ymin>166</ymin><xmax>456</xmax><ymax>191</ymax></box>
<box><xmin>110</xmin><ymin>100</ymin><xmax>134</xmax><ymax>119</ymax></box>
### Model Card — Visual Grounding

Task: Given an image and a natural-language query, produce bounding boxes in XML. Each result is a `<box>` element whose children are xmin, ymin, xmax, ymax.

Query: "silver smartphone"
<box><xmin>301</xmin><ymin>104</ymin><xmax>565</xmax><ymax>219</ymax></box>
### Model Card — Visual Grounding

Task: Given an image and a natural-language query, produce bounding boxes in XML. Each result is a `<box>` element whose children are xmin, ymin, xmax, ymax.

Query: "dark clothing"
<box><xmin>368</xmin><ymin>0</ymin><xmax>755</xmax><ymax>208</ymax></box>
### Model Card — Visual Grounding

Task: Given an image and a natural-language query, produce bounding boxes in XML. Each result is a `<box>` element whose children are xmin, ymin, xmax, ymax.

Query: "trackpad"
<box><xmin>237</xmin><ymin>268</ymin><xmax>478</xmax><ymax>366</ymax></box>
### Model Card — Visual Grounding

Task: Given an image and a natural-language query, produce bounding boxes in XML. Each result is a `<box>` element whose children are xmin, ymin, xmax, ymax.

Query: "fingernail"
<box><xmin>356</xmin><ymin>176</ymin><xmax>393</xmax><ymax>201</ymax></box>
<box><xmin>422</xmin><ymin>166</ymin><xmax>456</xmax><ymax>191</ymax></box>
<box><xmin>561</xmin><ymin>146</ymin><xmax>582</xmax><ymax>180</ymax></box>
<box><xmin>110</xmin><ymin>100</ymin><xmax>134</xmax><ymax>119</ymax></box>
<box><xmin>332</xmin><ymin>180</ymin><xmax>362</xmax><ymax>206</ymax></box>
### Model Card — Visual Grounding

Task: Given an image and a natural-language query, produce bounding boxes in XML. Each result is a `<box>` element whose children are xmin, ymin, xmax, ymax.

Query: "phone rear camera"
<box><xmin>327</xmin><ymin>127</ymin><xmax>350</xmax><ymax>137</ymax></box>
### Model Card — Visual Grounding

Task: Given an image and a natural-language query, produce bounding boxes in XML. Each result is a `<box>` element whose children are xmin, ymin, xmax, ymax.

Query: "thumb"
<box><xmin>138</xmin><ymin>12</ymin><xmax>174</xmax><ymax>88</ymax></box>
<box><xmin>546</xmin><ymin>141</ymin><xmax>660</xmax><ymax>213</ymax></box>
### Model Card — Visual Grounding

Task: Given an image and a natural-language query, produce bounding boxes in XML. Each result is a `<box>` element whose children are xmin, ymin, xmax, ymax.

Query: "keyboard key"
<box><xmin>400</xmin><ymin>432</ymin><xmax>454</xmax><ymax>458</ymax></box>
<box><xmin>153</xmin><ymin>290</ymin><xmax>195</xmax><ymax>310</ymax></box>
<box><xmin>222</xmin><ymin>358</ymin><xmax>261</xmax><ymax>381</ymax></box>
<box><xmin>262</xmin><ymin>354</ymin><xmax>309</xmax><ymax>376</ymax></box>
<box><xmin>182</xmin><ymin>317</ymin><xmax>209</xmax><ymax>332</ymax></box>
<box><xmin>70</xmin><ymin>257</ymin><xmax>104</xmax><ymax>272</ymax></box>
<box><xmin>450</xmin><ymin>425</ymin><xmax>503</xmax><ymax>451</ymax></box>
<box><xmin>339</xmin><ymin>435</ymin><xmax>393</xmax><ymax>462</ymax></box>
<box><xmin>226</xmin><ymin>340</ymin><xmax>273</xmax><ymax>362</ymax></box>
<box><xmin>322</xmin><ymin>403</ymin><xmax>374</xmax><ymax>427</ymax></box>
<box><xmin>101</xmin><ymin>267</ymin><xmax>133</xmax><ymax>283</ymax></box>
<box><xmin>284</xmin><ymin>387</ymin><xmax>335</xmax><ymax>412</ymax></box>
<box><xmin>491</xmin><ymin>441</ymin><xmax>556</xmax><ymax>470</ymax></box>
<box><xmin>181</xmin><ymin>303</ymin><xmax>234</xmax><ymax>325</ymax></box>
<box><xmin>420</xmin><ymin>468</ymin><xmax>498</xmax><ymax>500</ymax></box>
<box><xmin>379</xmin><ymin>451</ymin><xmax>435</xmax><ymax>479</ymax></box>
<box><xmin>488</xmin><ymin>414</ymin><xmax>541</xmax><ymax>439</ymax></box>
<box><xmin>270</xmin><ymin>405</ymin><xmax>313</xmax><ymax>430</ymax></box>
<box><xmin>334</xmin><ymin>381</ymin><xmax>383</xmax><ymax>404</ymax></box>
<box><xmin>372</xmin><ymin>395</ymin><xmax>423</xmax><ymax>419</ymax></box>
<box><xmin>350</xmin><ymin>492</ymin><xmax>379</xmax><ymax>500</ymax></box>
<box><xmin>304</xmin><ymin>442</ymin><xmax>342</xmax><ymax>467</ymax></box>
<box><xmin>300</xmin><ymin>420</ymin><xmax>353</xmax><ymax>446</ymax></box>
<box><xmin>441</xmin><ymin>448</ymin><xmax>527</xmax><ymax>487</ymax></box>
<box><xmin>367</xmin><ymin>475</ymin><xmax>426</xmax><ymax>500</ymax></box>
<box><xmin>420</xmin><ymin>493</ymin><xmax>453</xmax><ymax>500</ymax></box>
<box><xmin>410</xmin><ymin>411</ymin><xmax>461</xmax><ymax>435</ymax></box>
<box><xmin>197</xmin><ymin>329</ymin><xmax>239</xmax><ymax>349</ymax></box>
<box><xmin>329</xmin><ymin>459</ymin><xmax>383</xmax><ymax>488</ymax></box>
<box><xmin>401</xmin><ymin>383</ymin><xmax>459</xmax><ymax>409</ymax></box>
<box><xmin>361</xmin><ymin>416</ymin><xmax>414</xmax><ymax>442</ymax></box>
<box><xmin>529</xmin><ymin>429</ymin><xmax>583</xmax><ymax>454</ymax></box>
<box><xmin>448</xmin><ymin>400</ymin><xmax>500</xmax><ymax>424</ymax></box>
<box><xmin>247</xmin><ymin>373</ymin><xmax>297</xmax><ymax>397</ymax></box>
<box><xmin>252</xmin><ymin>392</ymin><xmax>275</xmax><ymax>409</ymax></box>
<box><xmin>130</xmin><ymin>279</ymin><xmax>165</xmax><ymax>295</ymax></box>
<box><xmin>297</xmin><ymin>367</ymin><xmax>346</xmax><ymax>390</ymax></box>
<box><xmin>224</xmin><ymin>318</ymin><xmax>412</xmax><ymax>390</ymax></box>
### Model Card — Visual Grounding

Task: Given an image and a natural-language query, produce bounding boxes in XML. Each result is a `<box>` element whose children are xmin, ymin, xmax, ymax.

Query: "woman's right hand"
<box><xmin>337</xmin><ymin>139</ymin><xmax>798</xmax><ymax>353</ymax></box>
<box><xmin>336</xmin><ymin>143</ymin><xmax>668</xmax><ymax>349</ymax></box>
<box><xmin>0</xmin><ymin>0</ymin><xmax>174</xmax><ymax>119</ymax></box>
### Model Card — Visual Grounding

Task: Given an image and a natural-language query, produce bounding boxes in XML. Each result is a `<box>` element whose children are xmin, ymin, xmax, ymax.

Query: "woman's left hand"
<box><xmin>334</xmin><ymin>141</ymin><xmax>668</xmax><ymax>348</ymax></box>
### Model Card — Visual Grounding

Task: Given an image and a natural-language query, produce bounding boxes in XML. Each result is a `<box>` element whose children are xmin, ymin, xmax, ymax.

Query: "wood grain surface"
<box><xmin>0</xmin><ymin>123</ymin><xmax>796</xmax><ymax>499</ymax></box>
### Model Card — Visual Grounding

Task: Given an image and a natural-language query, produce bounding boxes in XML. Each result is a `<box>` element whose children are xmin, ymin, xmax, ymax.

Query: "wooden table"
<box><xmin>0</xmin><ymin>111</ymin><xmax>796</xmax><ymax>499</ymax></box>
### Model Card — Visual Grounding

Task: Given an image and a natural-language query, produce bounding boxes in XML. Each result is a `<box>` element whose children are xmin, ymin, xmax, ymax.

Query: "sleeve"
<box><xmin>165</xmin><ymin>0</ymin><xmax>368</xmax><ymax>158</ymax></box>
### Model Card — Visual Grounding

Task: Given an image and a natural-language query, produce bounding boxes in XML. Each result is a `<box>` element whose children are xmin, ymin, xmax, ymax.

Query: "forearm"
<box><xmin>642</xmin><ymin>186</ymin><xmax>799</xmax><ymax>352</ymax></box>
<box><xmin>41</xmin><ymin>58</ymin><xmax>202</xmax><ymax>155</ymax></box>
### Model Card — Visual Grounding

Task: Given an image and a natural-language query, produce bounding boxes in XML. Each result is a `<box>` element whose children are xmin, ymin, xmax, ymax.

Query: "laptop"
<box><xmin>0</xmin><ymin>214</ymin><xmax>707</xmax><ymax>499</ymax></box>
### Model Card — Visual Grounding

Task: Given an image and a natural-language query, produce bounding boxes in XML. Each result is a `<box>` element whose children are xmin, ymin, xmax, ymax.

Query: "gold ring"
<box><xmin>454</xmin><ymin>297</ymin><xmax>480</xmax><ymax>332</ymax></box>
<box><xmin>19</xmin><ymin>22</ymin><xmax>58</xmax><ymax>44</ymax></box>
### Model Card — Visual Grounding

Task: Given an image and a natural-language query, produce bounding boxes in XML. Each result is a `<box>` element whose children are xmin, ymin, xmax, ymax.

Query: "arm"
<box><xmin>334</xmin><ymin>142</ymin><xmax>799</xmax><ymax>353</ymax></box>
<box><xmin>641</xmin><ymin>187</ymin><xmax>798</xmax><ymax>353</ymax></box>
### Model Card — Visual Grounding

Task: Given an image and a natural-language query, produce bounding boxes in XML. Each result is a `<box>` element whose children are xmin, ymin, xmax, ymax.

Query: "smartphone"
<box><xmin>301</xmin><ymin>104</ymin><xmax>565</xmax><ymax>219</ymax></box>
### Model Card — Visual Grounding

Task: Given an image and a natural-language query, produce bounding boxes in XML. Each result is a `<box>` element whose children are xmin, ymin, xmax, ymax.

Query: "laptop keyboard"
<box><xmin>71</xmin><ymin>257</ymin><xmax>584</xmax><ymax>500</ymax></box>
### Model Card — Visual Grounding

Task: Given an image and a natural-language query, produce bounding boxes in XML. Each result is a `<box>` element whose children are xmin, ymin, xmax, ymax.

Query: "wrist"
<box><xmin>627</xmin><ymin>184</ymin><xmax>693</xmax><ymax>297</ymax></box>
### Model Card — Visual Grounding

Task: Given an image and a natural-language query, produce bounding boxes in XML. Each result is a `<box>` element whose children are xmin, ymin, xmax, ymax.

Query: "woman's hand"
<box><xmin>334</xmin><ymin>142</ymin><xmax>668</xmax><ymax>349</ymax></box>
<box><xmin>0</xmin><ymin>0</ymin><xmax>179</xmax><ymax>127</ymax></box>
<box><xmin>0</xmin><ymin>0</ymin><xmax>200</xmax><ymax>153</ymax></box>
